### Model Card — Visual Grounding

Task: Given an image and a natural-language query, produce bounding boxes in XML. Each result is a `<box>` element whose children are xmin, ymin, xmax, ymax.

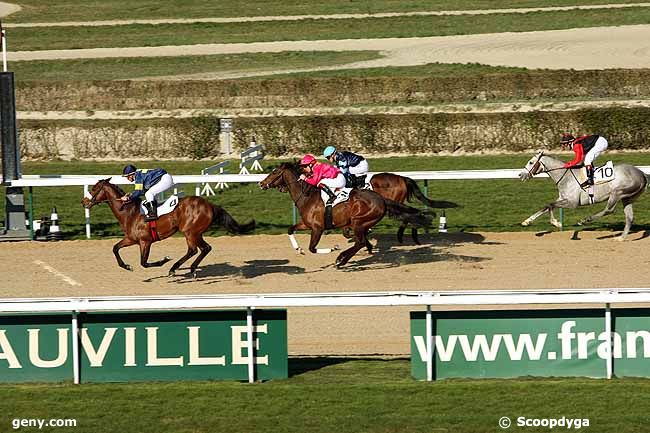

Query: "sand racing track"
<box><xmin>1</xmin><ymin>230</ymin><xmax>648</xmax><ymax>355</ymax></box>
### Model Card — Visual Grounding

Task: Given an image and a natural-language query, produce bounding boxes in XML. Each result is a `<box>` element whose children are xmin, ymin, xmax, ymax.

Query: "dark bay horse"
<box><xmin>369</xmin><ymin>173</ymin><xmax>459</xmax><ymax>244</ymax></box>
<box><xmin>81</xmin><ymin>178</ymin><xmax>255</xmax><ymax>277</ymax></box>
<box><xmin>259</xmin><ymin>163</ymin><xmax>432</xmax><ymax>268</ymax></box>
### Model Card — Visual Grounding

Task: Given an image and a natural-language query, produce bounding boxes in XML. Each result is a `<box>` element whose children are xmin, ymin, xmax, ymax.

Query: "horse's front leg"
<box><xmin>521</xmin><ymin>207</ymin><xmax>549</xmax><ymax>226</ymax></box>
<box><xmin>139</xmin><ymin>240</ymin><xmax>172</xmax><ymax>268</ymax></box>
<box><xmin>113</xmin><ymin>237</ymin><xmax>137</xmax><ymax>271</ymax></box>
<box><xmin>288</xmin><ymin>222</ymin><xmax>309</xmax><ymax>255</ymax></box>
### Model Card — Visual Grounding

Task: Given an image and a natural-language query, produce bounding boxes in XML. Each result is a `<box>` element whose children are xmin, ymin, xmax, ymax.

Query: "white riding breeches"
<box><xmin>318</xmin><ymin>173</ymin><xmax>346</xmax><ymax>202</ymax></box>
<box><xmin>145</xmin><ymin>173</ymin><xmax>174</xmax><ymax>202</ymax></box>
<box><xmin>349</xmin><ymin>159</ymin><xmax>369</xmax><ymax>176</ymax></box>
<box><xmin>584</xmin><ymin>137</ymin><xmax>608</xmax><ymax>166</ymax></box>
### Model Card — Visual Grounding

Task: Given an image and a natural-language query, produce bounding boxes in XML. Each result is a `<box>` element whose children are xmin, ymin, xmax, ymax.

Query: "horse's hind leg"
<box><xmin>620</xmin><ymin>199</ymin><xmax>635</xmax><ymax>241</ymax></box>
<box><xmin>168</xmin><ymin>236</ymin><xmax>199</xmax><ymax>277</ymax></box>
<box><xmin>139</xmin><ymin>240</ymin><xmax>171</xmax><ymax>268</ymax></box>
<box><xmin>397</xmin><ymin>224</ymin><xmax>406</xmax><ymax>243</ymax></box>
<box><xmin>522</xmin><ymin>207</ymin><xmax>550</xmax><ymax>226</ymax></box>
<box><xmin>113</xmin><ymin>237</ymin><xmax>137</xmax><ymax>271</ymax></box>
<box><xmin>579</xmin><ymin>196</ymin><xmax>619</xmax><ymax>226</ymax></box>
<box><xmin>189</xmin><ymin>237</ymin><xmax>212</xmax><ymax>277</ymax></box>
<box><xmin>336</xmin><ymin>226</ymin><xmax>368</xmax><ymax>268</ymax></box>
<box><xmin>411</xmin><ymin>228</ymin><xmax>420</xmax><ymax>245</ymax></box>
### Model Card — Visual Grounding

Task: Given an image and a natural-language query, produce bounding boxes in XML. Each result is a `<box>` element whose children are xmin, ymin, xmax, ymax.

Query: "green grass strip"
<box><xmin>0</xmin><ymin>359</ymin><xmax>648</xmax><ymax>433</ymax></box>
<box><xmin>9</xmin><ymin>7</ymin><xmax>650</xmax><ymax>51</ymax></box>
<box><xmin>11</xmin><ymin>51</ymin><xmax>382</xmax><ymax>81</ymax></box>
<box><xmin>6</xmin><ymin>0</ymin><xmax>645</xmax><ymax>23</ymax></box>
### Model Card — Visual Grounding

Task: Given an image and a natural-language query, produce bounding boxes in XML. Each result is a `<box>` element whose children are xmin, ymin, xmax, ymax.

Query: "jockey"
<box><xmin>323</xmin><ymin>145</ymin><xmax>369</xmax><ymax>188</ymax></box>
<box><xmin>298</xmin><ymin>154</ymin><xmax>346</xmax><ymax>206</ymax></box>
<box><xmin>561</xmin><ymin>133</ymin><xmax>609</xmax><ymax>187</ymax></box>
<box><xmin>120</xmin><ymin>164</ymin><xmax>174</xmax><ymax>221</ymax></box>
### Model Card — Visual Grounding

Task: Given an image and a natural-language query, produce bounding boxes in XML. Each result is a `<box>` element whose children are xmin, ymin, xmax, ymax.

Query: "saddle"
<box><xmin>139</xmin><ymin>195</ymin><xmax>180</xmax><ymax>218</ymax></box>
<box><xmin>576</xmin><ymin>161</ymin><xmax>615</xmax><ymax>186</ymax></box>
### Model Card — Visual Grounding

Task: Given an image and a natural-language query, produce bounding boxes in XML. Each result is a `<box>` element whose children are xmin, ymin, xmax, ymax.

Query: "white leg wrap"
<box><xmin>288</xmin><ymin>234</ymin><xmax>304</xmax><ymax>254</ymax></box>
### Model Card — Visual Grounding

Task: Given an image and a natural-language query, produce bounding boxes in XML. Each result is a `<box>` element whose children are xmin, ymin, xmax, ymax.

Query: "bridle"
<box><xmin>526</xmin><ymin>154</ymin><xmax>570</xmax><ymax>185</ymax></box>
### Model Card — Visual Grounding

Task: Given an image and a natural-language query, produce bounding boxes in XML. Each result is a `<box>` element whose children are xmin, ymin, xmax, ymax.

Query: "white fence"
<box><xmin>1</xmin><ymin>288</ymin><xmax>649</xmax><ymax>382</ymax></box>
<box><xmin>10</xmin><ymin>167</ymin><xmax>650</xmax><ymax>238</ymax></box>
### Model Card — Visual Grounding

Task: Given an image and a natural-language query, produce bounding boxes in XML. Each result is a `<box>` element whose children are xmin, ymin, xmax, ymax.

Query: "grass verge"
<box><xmin>6</xmin><ymin>0</ymin><xmax>645</xmax><ymax>23</ymax></box>
<box><xmin>0</xmin><ymin>358</ymin><xmax>648</xmax><ymax>433</ymax></box>
<box><xmin>11</xmin><ymin>51</ymin><xmax>383</xmax><ymax>81</ymax></box>
<box><xmin>9</xmin><ymin>7</ymin><xmax>650</xmax><ymax>51</ymax></box>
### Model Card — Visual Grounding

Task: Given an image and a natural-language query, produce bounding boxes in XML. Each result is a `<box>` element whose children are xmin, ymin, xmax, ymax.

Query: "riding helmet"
<box><xmin>323</xmin><ymin>146</ymin><xmax>337</xmax><ymax>159</ymax></box>
<box><xmin>299</xmin><ymin>154</ymin><xmax>317</xmax><ymax>166</ymax></box>
<box><xmin>122</xmin><ymin>164</ymin><xmax>137</xmax><ymax>176</ymax></box>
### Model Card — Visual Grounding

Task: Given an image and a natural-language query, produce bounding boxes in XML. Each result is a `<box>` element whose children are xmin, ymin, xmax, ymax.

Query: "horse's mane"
<box><xmin>279</xmin><ymin>162</ymin><xmax>320</xmax><ymax>196</ymax></box>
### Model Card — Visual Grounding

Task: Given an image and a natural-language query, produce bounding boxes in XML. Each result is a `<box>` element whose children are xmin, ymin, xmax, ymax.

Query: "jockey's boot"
<box><xmin>320</xmin><ymin>186</ymin><xmax>337</xmax><ymax>229</ymax></box>
<box><xmin>355</xmin><ymin>174</ymin><xmax>367</xmax><ymax>188</ymax></box>
<box><xmin>343</xmin><ymin>173</ymin><xmax>355</xmax><ymax>188</ymax></box>
<box><xmin>143</xmin><ymin>200</ymin><xmax>158</xmax><ymax>221</ymax></box>
<box><xmin>581</xmin><ymin>165</ymin><xmax>595</xmax><ymax>188</ymax></box>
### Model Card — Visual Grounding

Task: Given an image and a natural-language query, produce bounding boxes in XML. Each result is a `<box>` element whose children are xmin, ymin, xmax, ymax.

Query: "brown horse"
<box><xmin>259</xmin><ymin>163</ymin><xmax>431</xmax><ymax>268</ymax></box>
<box><xmin>81</xmin><ymin>178</ymin><xmax>255</xmax><ymax>277</ymax></box>
<box><xmin>369</xmin><ymin>173</ymin><xmax>459</xmax><ymax>244</ymax></box>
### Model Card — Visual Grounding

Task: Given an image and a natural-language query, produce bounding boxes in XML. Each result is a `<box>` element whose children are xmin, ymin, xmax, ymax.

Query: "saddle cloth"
<box><xmin>320</xmin><ymin>188</ymin><xmax>353</xmax><ymax>207</ymax></box>
<box><xmin>576</xmin><ymin>161</ymin><xmax>615</xmax><ymax>185</ymax></box>
<box><xmin>139</xmin><ymin>194</ymin><xmax>180</xmax><ymax>217</ymax></box>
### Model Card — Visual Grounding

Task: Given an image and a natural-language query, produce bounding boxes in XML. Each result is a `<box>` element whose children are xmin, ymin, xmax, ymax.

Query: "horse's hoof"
<box><xmin>191</xmin><ymin>271</ymin><xmax>197</xmax><ymax>279</ymax></box>
<box><xmin>124</xmin><ymin>265</ymin><xmax>132</xmax><ymax>272</ymax></box>
<box><xmin>333</xmin><ymin>244</ymin><xmax>340</xmax><ymax>251</ymax></box>
<box><xmin>297</xmin><ymin>247</ymin><xmax>305</xmax><ymax>255</ymax></box>
<box><xmin>164</xmin><ymin>256</ymin><xmax>171</xmax><ymax>261</ymax></box>
<box><xmin>521</xmin><ymin>221</ymin><xmax>530</xmax><ymax>227</ymax></box>
<box><xmin>617</xmin><ymin>237</ymin><xmax>627</xmax><ymax>242</ymax></box>
<box><xmin>168</xmin><ymin>271</ymin><xmax>176</xmax><ymax>277</ymax></box>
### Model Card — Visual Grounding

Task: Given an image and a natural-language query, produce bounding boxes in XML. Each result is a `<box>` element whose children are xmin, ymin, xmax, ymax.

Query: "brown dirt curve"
<box><xmin>0</xmin><ymin>231</ymin><xmax>647</xmax><ymax>355</ymax></box>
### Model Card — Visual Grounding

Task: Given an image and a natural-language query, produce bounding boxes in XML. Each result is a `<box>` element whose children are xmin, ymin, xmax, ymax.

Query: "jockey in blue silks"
<box><xmin>120</xmin><ymin>164</ymin><xmax>174</xmax><ymax>221</ymax></box>
<box><xmin>323</xmin><ymin>146</ymin><xmax>369</xmax><ymax>188</ymax></box>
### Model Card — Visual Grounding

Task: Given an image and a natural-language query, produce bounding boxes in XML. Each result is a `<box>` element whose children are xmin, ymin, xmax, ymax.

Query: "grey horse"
<box><xmin>518</xmin><ymin>151</ymin><xmax>648</xmax><ymax>240</ymax></box>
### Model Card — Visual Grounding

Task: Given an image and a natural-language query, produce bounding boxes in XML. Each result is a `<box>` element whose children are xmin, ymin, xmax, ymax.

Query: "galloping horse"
<box><xmin>259</xmin><ymin>163</ymin><xmax>432</xmax><ymax>267</ymax></box>
<box><xmin>519</xmin><ymin>152</ymin><xmax>648</xmax><ymax>240</ymax></box>
<box><xmin>369</xmin><ymin>173</ymin><xmax>459</xmax><ymax>244</ymax></box>
<box><xmin>81</xmin><ymin>178</ymin><xmax>255</xmax><ymax>277</ymax></box>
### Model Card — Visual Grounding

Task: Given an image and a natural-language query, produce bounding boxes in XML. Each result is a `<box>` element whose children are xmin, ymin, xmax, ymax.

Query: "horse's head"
<box><xmin>519</xmin><ymin>151</ymin><xmax>545</xmax><ymax>182</ymax></box>
<box><xmin>81</xmin><ymin>178</ymin><xmax>119</xmax><ymax>209</ymax></box>
<box><xmin>259</xmin><ymin>162</ymin><xmax>299</xmax><ymax>192</ymax></box>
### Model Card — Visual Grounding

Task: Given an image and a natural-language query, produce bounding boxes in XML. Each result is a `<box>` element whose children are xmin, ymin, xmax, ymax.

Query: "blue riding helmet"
<box><xmin>323</xmin><ymin>146</ymin><xmax>337</xmax><ymax>159</ymax></box>
<box><xmin>122</xmin><ymin>164</ymin><xmax>137</xmax><ymax>176</ymax></box>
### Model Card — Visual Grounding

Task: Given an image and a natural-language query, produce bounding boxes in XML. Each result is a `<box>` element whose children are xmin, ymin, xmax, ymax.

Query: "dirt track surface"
<box><xmin>1</xmin><ymin>231</ymin><xmax>647</xmax><ymax>355</ymax></box>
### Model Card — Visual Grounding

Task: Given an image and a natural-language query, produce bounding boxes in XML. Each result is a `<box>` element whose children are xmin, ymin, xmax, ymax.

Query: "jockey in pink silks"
<box><xmin>298</xmin><ymin>154</ymin><xmax>346</xmax><ymax>205</ymax></box>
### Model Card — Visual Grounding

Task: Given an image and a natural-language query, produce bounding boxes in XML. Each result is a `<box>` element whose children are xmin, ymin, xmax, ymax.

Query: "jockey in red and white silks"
<box><xmin>561</xmin><ymin>133</ymin><xmax>609</xmax><ymax>187</ymax></box>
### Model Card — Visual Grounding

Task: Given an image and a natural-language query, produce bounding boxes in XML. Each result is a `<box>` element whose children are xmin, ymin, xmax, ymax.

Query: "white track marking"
<box><xmin>33</xmin><ymin>260</ymin><xmax>82</xmax><ymax>287</ymax></box>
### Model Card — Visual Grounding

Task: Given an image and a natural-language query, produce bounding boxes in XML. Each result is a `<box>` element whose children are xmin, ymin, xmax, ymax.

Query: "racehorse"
<box><xmin>81</xmin><ymin>178</ymin><xmax>255</xmax><ymax>277</ymax></box>
<box><xmin>369</xmin><ymin>173</ymin><xmax>459</xmax><ymax>244</ymax></box>
<box><xmin>519</xmin><ymin>151</ymin><xmax>648</xmax><ymax>240</ymax></box>
<box><xmin>259</xmin><ymin>163</ymin><xmax>432</xmax><ymax>268</ymax></box>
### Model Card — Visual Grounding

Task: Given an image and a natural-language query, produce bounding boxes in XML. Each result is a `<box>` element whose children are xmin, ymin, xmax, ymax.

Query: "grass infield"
<box><xmin>10</xmin><ymin>7</ymin><xmax>650</xmax><ymax>51</ymax></box>
<box><xmin>4</xmin><ymin>153</ymin><xmax>650</xmax><ymax>239</ymax></box>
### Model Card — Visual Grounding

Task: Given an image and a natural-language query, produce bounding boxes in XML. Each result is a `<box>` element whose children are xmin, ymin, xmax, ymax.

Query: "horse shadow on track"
<box><xmin>333</xmin><ymin>232</ymin><xmax>491</xmax><ymax>272</ymax></box>
<box><xmin>144</xmin><ymin>259</ymin><xmax>308</xmax><ymax>284</ymax></box>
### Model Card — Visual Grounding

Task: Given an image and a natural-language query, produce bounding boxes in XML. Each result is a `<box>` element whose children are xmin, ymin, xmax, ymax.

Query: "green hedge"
<box><xmin>18</xmin><ymin>108</ymin><xmax>650</xmax><ymax>159</ymax></box>
<box><xmin>16</xmin><ymin>69</ymin><xmax>650</xmax><ymax>111</ymax></box>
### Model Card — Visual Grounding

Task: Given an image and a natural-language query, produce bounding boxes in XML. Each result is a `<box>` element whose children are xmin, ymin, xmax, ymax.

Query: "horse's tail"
<box><xmin>404</xmin><ymin>177</ymin><xmax>460</xmax><ymax>208</ymax></box>
<box><xmin>211</xmin><ymin>204</ymin><xmax>256</xmax><ymax>234</ymax></box>
<box><xmin>384</xmin><ymin>199</ymin><xmax>434</xmax><ymax>228</ymax></box>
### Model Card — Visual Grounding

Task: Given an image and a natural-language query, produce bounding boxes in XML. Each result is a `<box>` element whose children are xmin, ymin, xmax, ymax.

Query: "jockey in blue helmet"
<box><xmin>120</xmin><ymin>164</ymin><xmax>174</xmax><ymax>221</ymax></box>
<box><xmin>323</xmin><ymin>146</ymin><xmax>369</xmax><ymax>188</ymax></box>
